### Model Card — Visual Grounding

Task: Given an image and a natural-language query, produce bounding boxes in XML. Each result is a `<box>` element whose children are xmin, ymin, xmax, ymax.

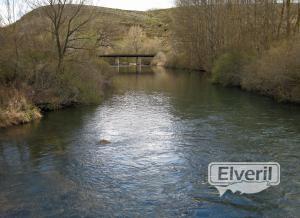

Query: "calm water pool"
<box><xmin>0</xmin><ymin>67</ymin><xmax>299</xmax><ymax>217</ymax></box>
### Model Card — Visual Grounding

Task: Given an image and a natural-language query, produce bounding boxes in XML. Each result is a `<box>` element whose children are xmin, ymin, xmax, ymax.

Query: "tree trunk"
<box><xmin>286</xmin><ymin>0</ymin><xmax>291</xmax><ymax>37</ymax></box>
<box><xmin>277</xmin><ymin>1</ymin><xmax>285</xmax><ymax>39</ymax></box>
<box><xmin>294</xmin><ymin>2</ymin><xmax>300</xmax><ymax>34</ymax></box>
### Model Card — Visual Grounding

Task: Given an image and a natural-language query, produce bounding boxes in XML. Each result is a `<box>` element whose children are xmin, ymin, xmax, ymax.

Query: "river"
<box><xmin>0</xmin><ymin>67</ymin><xmax>299</xmax><ymax>217</ymax></box>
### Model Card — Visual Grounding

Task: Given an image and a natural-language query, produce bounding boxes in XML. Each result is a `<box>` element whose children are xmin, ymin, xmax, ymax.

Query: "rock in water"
<box><xmin>99</xmin><ymin>139</ymin><xmax>111</xmax><ymax>145</ymax></box>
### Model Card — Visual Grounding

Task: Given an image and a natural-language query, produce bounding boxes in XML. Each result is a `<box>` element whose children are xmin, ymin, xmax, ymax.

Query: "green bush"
<box><xmin>0</xmin><ymin>25</ymin><xmax>113</xmax><ymax>110</ymax></box>
<box><xmin>61</xmin><ymin>58</ymin><xmax>112</xmax><ymax>104</ymax></box>
<box><xmin>211</xmin><ymin>52</ymin><xmax>252</xmax><ymax>87</ymax></box>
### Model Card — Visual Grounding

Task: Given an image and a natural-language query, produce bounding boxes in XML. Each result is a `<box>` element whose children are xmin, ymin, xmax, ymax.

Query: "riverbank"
<box><xmin>0</xmin><ymin>88</ymin><xmax>41</xmax><ymax>128</ymax></box>
<box><xmin>0</xmin><ymin>85</ymin><xmax>109</xmax><ymax>129</ymax></box>
<box><xmin>1</xmin><ymin>4</ymin><xmax>126</xmax><ymax>128</ymax></box>
<box><xmin>162</xmin><ymin>51</ymin><xmax>299</xmax><ymax>105</ymax></box>
<box><xmin>162</xmin><ymin>37</ymin><xmax>300</xmax><ymax>105</ymax></box>
<box><xmin>211</xmin><ymin>38</ymin><xmax>300</xmax><ymax>104</ymax></box>
<box><xmin>0</xmin><ymin>63</ymin><xmax>113</xmax><ymax>129</ymax></box>
<box><xmin>0</xmin><ymin>63</ymin><xmax>112</xmax><ymax>128</ymax></box>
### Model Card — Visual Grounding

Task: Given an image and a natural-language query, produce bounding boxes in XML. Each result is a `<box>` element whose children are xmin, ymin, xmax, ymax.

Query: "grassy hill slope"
<box><xmin>19</xmin><ymin>5</ymin><xmax>172</xmax><ymax>41</ymax></box>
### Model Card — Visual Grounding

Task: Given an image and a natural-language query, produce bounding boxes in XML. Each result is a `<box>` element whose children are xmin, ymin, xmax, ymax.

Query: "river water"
<box><xmin>0</xmin><ymin>67</ymin><xmax>299</xmax><ymax>217</ymax></box>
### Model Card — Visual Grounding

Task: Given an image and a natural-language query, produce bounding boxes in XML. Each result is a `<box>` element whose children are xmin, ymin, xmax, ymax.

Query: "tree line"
<box><xmin>169</xmin><ymin>0</ymin><xmax>300</xmax><ymax>103</ymax></box>
<box><xmin>170</xmin><ymin>0</ymin><xmax>300</xmax><ymax>69</ymax></box>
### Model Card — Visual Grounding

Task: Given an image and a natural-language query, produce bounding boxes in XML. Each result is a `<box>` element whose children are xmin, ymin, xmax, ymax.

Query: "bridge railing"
<box><xmin>98</xmin><ymin>54</ymin><xmax>157</xmax><ymax>73</ymax></box>
<box><xmin>98</xmin><ymin>54</ymin><xmax>156</xmax><ymax>58</ymax></box>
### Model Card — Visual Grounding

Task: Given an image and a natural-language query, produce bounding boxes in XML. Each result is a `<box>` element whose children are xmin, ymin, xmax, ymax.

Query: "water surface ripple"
<box><xmin>0</xmin><ymin>68</ymin><xmax>299</xmax><ymax>217</ymax></box>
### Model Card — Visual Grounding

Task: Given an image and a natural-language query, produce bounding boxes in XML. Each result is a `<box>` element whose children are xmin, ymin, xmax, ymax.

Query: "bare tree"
<box><xmin>0</xmin><ymin>9</ymin><xmax>4</xmax><ymax>28</ymax></box>
<box><xmin>27</xmin><ymin>0</ymin><xmax>94</xmax><ymax>70</ymax></box>
<box><xmin>286</xmin><ymin>0</ymin><xmax>291</xmax><ymax>36</ymax></box>
<box><xmin>0</xmin><ymin>0</ymin><xmax>24</xmax><ymax>80</ymax></box>
<box><xmin>127</xmin><ymin>25</ymin><xmax>146</xmax><ymax>54</ymax></box>
<box><xmin>4</xmin><ymin>0</ymin><xmax>14</xmax><ymax>25</ymax></box>
<box><xmin>277</xmin><ymin>1</ymin><xmax>285</xmax><ymax>38</ymax></box>
<box><xmin>172</xmin><ymin>0</ymin><xmax>300</xmax><ymax>70</ymax></box>
<box><xmin>94</xmin><ymin>21</ymin><xmax>119</xmax><ymax>51</ymax></box>
<box><xmin>294</xmin><ymin>1</ymin><xmax>300</xmax><ymax>33</ymax></box>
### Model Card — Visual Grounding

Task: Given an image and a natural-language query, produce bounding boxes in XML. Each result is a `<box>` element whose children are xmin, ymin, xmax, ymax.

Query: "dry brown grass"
<box><xmin>0</xmin><ymin>87</ymin><xmax>42</xmax><ymax>128</ymax></box>
<box><xmin>242</xmin><ymin>38</ymin><xmax>300</xmax><ymax>103</ymax></box>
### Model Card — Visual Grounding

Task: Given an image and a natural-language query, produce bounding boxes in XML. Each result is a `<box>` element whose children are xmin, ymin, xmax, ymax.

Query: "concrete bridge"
<box><xmin>98</xmin><ymin>54</ymin><xmax>156</xmax><ymax>73</ymax></box>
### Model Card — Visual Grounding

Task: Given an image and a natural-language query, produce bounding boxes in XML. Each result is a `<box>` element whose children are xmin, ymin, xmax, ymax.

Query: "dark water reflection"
<box><xmin>0</xmin><ymin>67</ymin><xmax>299</xmax><ymax>217</ymax></box>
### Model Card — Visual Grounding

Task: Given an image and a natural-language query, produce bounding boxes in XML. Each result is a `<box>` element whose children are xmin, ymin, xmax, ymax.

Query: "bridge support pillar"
<box><xmin>138</xmin><ymin>57</ymin><xmax>142</xmax><ymax>73</ymax></box>
<box><xmin>135</xmin><ymin>57</ymin><xmax>142</xmax><ymax>73</ymax></box>
<box><xmin>116</xmin><ymin>57</ymin><xmax>120</xmax><ymax>73</ymax></box>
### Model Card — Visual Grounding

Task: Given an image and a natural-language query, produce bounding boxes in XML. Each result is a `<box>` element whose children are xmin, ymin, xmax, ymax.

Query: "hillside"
<box><xmin>19</xmin><ymin>5</ymin><xmax>172</xmax><ymax>42</ymax></box>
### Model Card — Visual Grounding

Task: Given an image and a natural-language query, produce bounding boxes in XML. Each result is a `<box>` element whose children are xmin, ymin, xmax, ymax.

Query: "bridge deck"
<box><xmin>98</xmin><ymin>54</ymin><xmax>156</xmax><ymax>58</ymax></box>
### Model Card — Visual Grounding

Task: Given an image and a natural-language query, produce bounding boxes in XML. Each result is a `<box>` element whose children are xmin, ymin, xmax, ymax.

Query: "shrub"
<box><xmin>0</xmin><ymin>88</ymin><xmax>42</xmax><ymax>128</ymax></box>
<box><xmin>151</xmin><ymin>52</ymin><xmax>167</xmax><ymax>66</ymax></box>
<box><xmin>141</xmin><ymin>37</ymin><xmax>162</xmax><ymax>54</ymax></box>
<box><xmin>164</xmin><ymin>51</ymin><xmax>192</xmax><ymax>69</ymax></box>
<box><xmin>211</xmin><ymin>52</ymin><xmax>253</xmax><ymax>87</ymax></box>
<box><xmin>242</xmin><ymin>38</ymin><xmax>300</xmax><ymax>103</ymax></box>
<box><xmin>61</xmin><ymin>58</ymin><xmax>112</xmax><ymax>104</ymax></box>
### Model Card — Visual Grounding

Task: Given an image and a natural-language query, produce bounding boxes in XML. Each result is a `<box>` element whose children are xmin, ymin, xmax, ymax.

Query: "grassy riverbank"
<box><xmin>0</xmin><ymin>53</ymin><xmax>113</xmax><ymax>128</ymax></box>
<box><xmin>0</xmin><ymin>88</ymin><xmax>42</xmax><ymax>128</ymax></box>
<box><xmin>0</xmin><ymin>5</ymin><xmax>116</xmax><ymax>128</ymax></box>
<box><xmin>211</xmin><ymin>37</ymin><xmax>300</xmax><ymax>103</ymax></box>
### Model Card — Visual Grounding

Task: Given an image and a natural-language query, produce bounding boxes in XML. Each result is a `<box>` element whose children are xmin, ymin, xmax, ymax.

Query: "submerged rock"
<box><xmin>99</xmin><ymin>139</ymin><xmax>111</xmax><ymax>145</ymax></box>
